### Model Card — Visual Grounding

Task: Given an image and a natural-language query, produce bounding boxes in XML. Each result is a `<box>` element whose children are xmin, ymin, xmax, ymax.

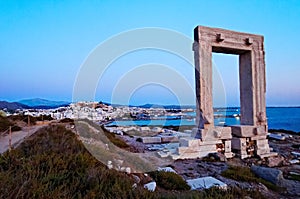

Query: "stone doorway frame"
<box><xmin>191</xmin><ymin>26</ymin><xmax>272</xmax><ymax>159</ymax></box>
<box><xmin>193</xmin><ymin>26</ymin><xmax>267</xmax><ymax>129</ymax></box>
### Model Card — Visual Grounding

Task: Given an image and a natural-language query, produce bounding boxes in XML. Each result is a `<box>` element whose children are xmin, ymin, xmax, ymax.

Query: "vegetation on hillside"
<box><xmin>8</xmin><ymin>114</ymin><xmax>53</xmax><ymax>125</ymax></box>
<box><xmin>0</xmin><ymin>125</ymin><xmax>268</xmax><ymax>198</ymax></box>
<box><xmin>0</xmin><ymin>116</ymin><xmax>21</xmax><ymax>132</ymax></box>
<box><xmin>0</xmin><ymin>125</ymin><xmax>145</xmax><ymax>198</ymax></box>
<box><xmin>149</xmin><ymin>171</ymin><xmax>190</xmax><ymax>191</ymax></box>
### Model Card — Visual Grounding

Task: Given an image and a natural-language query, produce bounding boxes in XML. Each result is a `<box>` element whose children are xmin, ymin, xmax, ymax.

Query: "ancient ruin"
<box><xmin>175</xmin><ymin>26</ymin><xmax>276</xmax><ymax>159</ymax></box>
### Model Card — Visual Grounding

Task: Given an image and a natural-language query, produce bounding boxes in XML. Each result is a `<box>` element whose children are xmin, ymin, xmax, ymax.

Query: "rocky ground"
<box><xmin>116</xmin><ymin>130</ymin><xmax>300</xmax><ymax>198</ymax></box>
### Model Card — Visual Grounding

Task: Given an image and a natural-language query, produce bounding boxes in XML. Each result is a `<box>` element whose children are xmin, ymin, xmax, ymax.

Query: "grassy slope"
<box><xmin>0</xmin><ymin>124</ymin><xmax>266</xmax><ymax>199</ymax></box>
<box><xmin>0</xmin><ymin>125</ymin><xmax>147</xmax><ymax>198</ymax></box>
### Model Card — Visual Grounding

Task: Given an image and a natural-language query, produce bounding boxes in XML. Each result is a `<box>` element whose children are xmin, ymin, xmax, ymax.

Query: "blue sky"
<box><xmin>0</xmin><ymin>0</ymin><xmax>299</xmax><ymax>106</ymax></box>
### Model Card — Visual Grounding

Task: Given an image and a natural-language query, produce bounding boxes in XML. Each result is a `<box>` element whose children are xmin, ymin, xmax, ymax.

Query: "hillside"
<box><xmin>18</xmin><ymin>98</ymin><xmax>69</xmax><ymax>108</ymax></box>
<box><xmin>0</xmin><ymin>125</ymin><xmax>268</xmax><ymax>199</ymax></box>
<box><xmin>0</xmin><ymin>101</ymin><xmax>30</xmax><ymax>111</ymax></box>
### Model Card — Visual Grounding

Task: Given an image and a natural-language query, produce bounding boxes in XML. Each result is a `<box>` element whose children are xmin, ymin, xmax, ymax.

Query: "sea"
<box><xmin>107</xmin><ymin>107</ymin><xmax>300</xmax><ymax>132</ymax></box>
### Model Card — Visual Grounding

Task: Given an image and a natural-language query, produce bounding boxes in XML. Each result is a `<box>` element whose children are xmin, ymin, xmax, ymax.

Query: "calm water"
<box><xmin>107</xmin><ymin>107</ymin><xmax>300</xmax><ymax>132</ymax></box>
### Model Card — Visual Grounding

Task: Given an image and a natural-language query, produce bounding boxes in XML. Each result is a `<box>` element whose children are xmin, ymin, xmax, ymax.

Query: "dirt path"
<box><xmin>0</xmin><ymin>125</ymin><xmax>46</xmax><ymax>154</ymax></box>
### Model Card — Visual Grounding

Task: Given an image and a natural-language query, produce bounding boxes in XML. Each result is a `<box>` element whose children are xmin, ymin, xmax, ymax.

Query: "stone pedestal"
<box><xmin>172</xmin><ymin>127</ymin><xmax>234</xmax><ymax>160</ymax></box>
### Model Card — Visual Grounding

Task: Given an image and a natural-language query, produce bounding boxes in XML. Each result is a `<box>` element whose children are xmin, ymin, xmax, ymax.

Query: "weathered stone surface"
<box><xmin>194</xmin><ymin>26</ymin><xmax>267</xmax><ymax>129</ymax></box>
<box><xmin>186</xmin><ymin>176</ymin><xmax>227</xmax><ymax>190</ymax></box>
<box><xmin>208</xmin><ymin>152</ymin><xmax>227</xmax><ymax>162</ymax></box>
<box><xmin>174</xmin><ymin>25</ymin><xmax>273</xmax><ymax>160</ymax></box>
<box><xmin>267</xmin><ymin>156</ymin><xmax>284</xmax><ymax>167</ymax></box>
<box><xmin>224</xmin><ymin>140</ymin><xmax>231</xmax><ymax>152</ymax></box>
<box><xmin>142</xmin><ymin>137</ymin><xmax>161</xmax><ymax>144</ymax></box>
<box><xmin>161</xmin><ymin>136</ymin><xmax>179</xmax><ymax>143</ymax></box>
<box><xmin>251</xmin><ymin>165</ymin><xmax>284</xmax><ymax>185</ymax></box>
<box><xmin>231</xmin><ymin>125</ymin><xmax>255</xmax><ymax>137</ymax></box>
<box><xmin>231</xmin><ymin>137</ymin><xmax>247</xmax><ymax>151</ymax></box>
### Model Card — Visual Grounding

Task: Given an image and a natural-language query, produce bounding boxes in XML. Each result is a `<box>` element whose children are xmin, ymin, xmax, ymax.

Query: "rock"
<box><xmin>120</xmin><ymin>167</ymin><xmax>126</xmax><ymax>172</ymax></box>
<box><xmin>107</xmin><ymin>164</ymin><xmax>113</xmax><ymax>169</ymax></box>
<box><xmin>289</xmin><ymin>159</ymin><xmax>300</xmax><ymax>164</ymax></box>
<box><xmin>268</xmin><ymin>133</ymin><xmax>286</xmax><ymax>140</ymax></box>
<box><xmin>267</xmin><ymin>156</ymin><xmax>284</xmax><ymax>167</ymax></box>
<box><xmin>289</xmin><ymin>171</ymin><xmax>300</xmax><ymax>176</ymax></box>
<box><xmin>132</xmin><ymin>174</ymin><xmax>141</xmax><ymax>184</ymax></box>
<box><xmin>186</xmin><ymin>176</ymin><xmax>227</xmax><ymax>190</ymax></box>
<box><xmin>251</xmin><ymin>165</ymin><xmax>284</xmax><ymax>185</ymax></box>
<box><xmin>144</xmin><ymin>181</ymin><xmax>156</xmax><ymax>192</ymax></box>
<box><xmin>125</xmin><ymin>167</ymin><xmax>131</xmax><ymax>174</ymax></box>
<box><xmin>291</xmin><ymin>151</ymin><xmax>300</xmax><ymax>158</ymax></box>
<box><xmin>132</xmin><ymin>183</ymin><xmax>137</xmax><ymax>189</ymax></box>
<box><xmin>208</xmin><ymin>152</ymin><xmax>227</xmax><ymax>162</ymax></box>
<box><xmin>158</xmin><ymin>167</ymin><xmax>177</xmax><ymax>173</ymax></box>
<box><xmin>107</xmin><ymin>160</ymin><xmax>113</xmax><ymax>169</ymax></box>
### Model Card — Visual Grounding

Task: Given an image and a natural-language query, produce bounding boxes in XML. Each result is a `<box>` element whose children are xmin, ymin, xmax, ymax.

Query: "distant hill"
<box><xmin>18</xmin><ymin>98</ymin><xmax>69</xmax><ymax>108</ymax></box>
<box><xmin>0</xmin><ymin>101</ymin><xmax>30</xmax><ymax>111</ymax></box>
<box><xmin>102</xmin><ymin>102</ymin><xmax>196</xmax><ymax>109</ymax></box>
<box><xmin>136</xmin><ymin>104</ymin><xmax>195</xmax><ymax>109</ymax></box>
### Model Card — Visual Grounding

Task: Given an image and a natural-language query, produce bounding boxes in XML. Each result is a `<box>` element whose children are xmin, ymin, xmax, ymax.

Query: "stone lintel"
<box><xmin>194</xmin><ymin>26</ymin><xmax>264</xmax><ymax>54</ymax></box>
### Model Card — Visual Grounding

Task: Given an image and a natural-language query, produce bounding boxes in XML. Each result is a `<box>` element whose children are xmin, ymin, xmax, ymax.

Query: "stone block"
<box><xmin>199</xmin><ymin>140</ymin><xmax>222</xmax><ymax>146</ymax></box>
<box><xmin>251</xmin><ymin>135</ymin><xmax>267</xmax><ymax>140</ymax></box>
<box><xmin>179</xmin><ymin>137</ymin><xmax>202</xmax><ymax>147</ymax></box>
<box><xmin>161</xmin><ymin>136</ymin><xmax>179</xmax><ymax>143</ymax></box>
<box><xmin>199</xmin><ymin>127</ymin><xmax>232</xmax><ymax>141</ymax></box>
<box><xmin>224</xmin><ymin>140</ymin><xmax>231</xmax><ymax>152</ymax></box>
<box><xmin>142</xmin><ymin>137</ymin><xmax>161</xmax><ymax>144</ymax></box>
<box><xmin>224</xmin><ymin>152</ymin><xmax>234</xmax><ymax>158</ymax></box>
<box><xmin>216</xmin><ymin>126</ymin><xmax>232</xmax><ymax>139</ymax></box>
<box><xmin>175</xmin><ymin>151</ymin><xmax>215</xmax><ymax>160</ymax></box>
<box><xmin>231</xmin><ymin>137</ymin><xmax>247</xmax><ymax>151</ymax></box>
<box><xmin>257</xmin><ymin>148</ymin><xmax>271</xmax><ymax>156</ymax></box>
<box><xmin>256</xmin><ymin>139</ymin><xmax>269</xmax><ymax>149</ymax></box>
<box><xmin>231</xmin><ymin>125</ymin><xmax>256</xmax><ymax>137</ymax></box>
<box><xmin>255</xmin><ymin>126</ymin><xmax>267</xmax><ymax>135</ymax></box>
<box><xmin>177</xmin><ymin>144</ymin><xmax>217</xmax><ymax>154</ymax></box>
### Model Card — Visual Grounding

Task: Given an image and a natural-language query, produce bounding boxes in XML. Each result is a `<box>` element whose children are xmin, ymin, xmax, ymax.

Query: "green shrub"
<box><xmin>101</xmin><ymin>126</ymin><xmax>129</xmax><ymax>148</ymax></box>
<box><xmin>0</xmin><ymin>116</ymin><xmax>21</xmax><ymax>132</ymax></box>
<box><xmin>149</xmin><ymin>171</ymin><xmax>190</xmax><ymax>191</ymax></box>
<box><xmin>221</xmin><ymin>166</ymin><xmax>284</xmax><ymax>192</ymax></box>
<box><xmin>288</xmin><ymin>173</ymin><xmax>300</xmax><ymax>182</ymax></box>
<box><xmin>60</xmin><ymin>118</ymin><xmax>74</xmax><ymax>123</ymax></box>
<box><xmin>0</xmin><ymin>116</ymin><xmax>12</xmax><ymax>132</ymax></box>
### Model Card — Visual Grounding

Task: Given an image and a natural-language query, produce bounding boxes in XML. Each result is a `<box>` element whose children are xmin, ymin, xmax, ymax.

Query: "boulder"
<box><xmin>186</xmin><ymin>176</ymin><xmax>227</xmax><ymax>190</ymax></box>
<box><xmin>267</xmin><ymin>156</ymin><xmax>284</xmax><ymax>167</ymax></box>
<box><xmin>158</xmin><ymin>167</ymin><xmax>177</xmax><ymax>173</ymax></box>
<box><xmin>144</xmin><ymin>181</ymin><xmax>156</xmax><ymax>192</ymax></box>
<box><xmin>251</xmin><ymin>165</ymin><xmax>284</xmax><ymax>185</ymax></box>
<box><xmin>208</xmin><ymin>152</ymin><xmax>227</xmax><ymax>162</ymax></box>
<box><xmin>132</xmin><ymin>174</ymin><xmax>141</xmax><ymax>184</ymax></box>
